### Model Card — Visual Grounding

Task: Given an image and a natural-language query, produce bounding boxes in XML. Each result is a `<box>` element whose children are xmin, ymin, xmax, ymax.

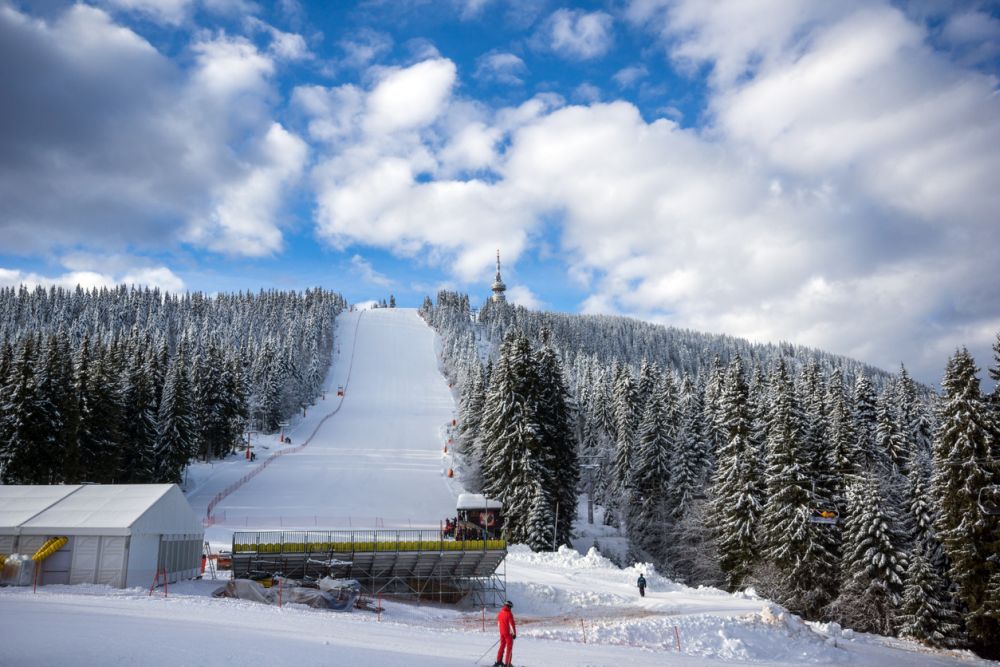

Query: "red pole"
<box><xmin>674</xmin><ymin>625</ymin><xmax>681</xmax><ymax>651</ymax></box>
<box><xmin>581</xmin><ymin>619</ymin><xmax>587</xmax><ymax>643</ymax></box>
<box><xmin>278</xmin><ymin>576</ymin><xmax>283</xmax><ymax>608</ymax></box>
<box><xmin>482</xmin><ymin>607</ymin><xmax>486</xmax><ymax>632</ymax></box>
<box><xmin>378</xmin><ymin>593</ymin><xmax>382</xmax><ymax>622</ymax></box>
<box><xmin>33</xmin><ymin>563</ymin><xmax>39</xmax><ymax>594</ymax></box>
<box><xmin>164</xmin><ymin>569</ymin><xmax>168</xmax><ymax>597</ymax></box>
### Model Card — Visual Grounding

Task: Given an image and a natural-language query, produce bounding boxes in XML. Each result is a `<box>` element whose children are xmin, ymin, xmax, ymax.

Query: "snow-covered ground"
<box><xmin>1</xmin><ymin>308</ymin><xmax>993</xmax><ymax>666</ymax></box>
<box><xmin>184</xmin><ymin>307</ymin><xmax>462</xmax><ymax>545</ymax></box>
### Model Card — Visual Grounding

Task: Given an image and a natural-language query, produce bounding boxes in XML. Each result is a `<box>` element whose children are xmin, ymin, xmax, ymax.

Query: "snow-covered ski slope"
<box><xmin>3</xmin><ymin>307</ymin><xmax>993</xmax><ymax>666</ymax></box>
<box><xmin>187</xmin><ymin>307</ymin><xmax>461</xmax><ymax>543</ymax></box>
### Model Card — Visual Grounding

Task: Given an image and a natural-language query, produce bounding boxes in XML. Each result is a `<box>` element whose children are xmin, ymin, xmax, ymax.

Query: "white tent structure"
<box><xmin>0</xmin><ymin>484</ymin><xmax>203</xmax><ymax>588</ymax></box>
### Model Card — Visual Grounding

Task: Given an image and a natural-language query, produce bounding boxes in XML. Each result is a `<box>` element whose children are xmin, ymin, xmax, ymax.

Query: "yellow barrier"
<box><xmin>0</xmin><ymin>554</ymin><xmax>6</xmax><ymax>568</ymax></box>
<box><xmin>32</xmin><ymin>536</ymin><xmax>68</xmax><ymax>562</ymax></box>
<box><xmin>234</xmin><ymin>539</ymin><xmax>506</xmax><ymax>554</ymax></box>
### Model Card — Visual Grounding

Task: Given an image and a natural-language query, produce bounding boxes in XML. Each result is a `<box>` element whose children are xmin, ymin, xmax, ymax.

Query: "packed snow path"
<box><xmin>189</xmin><ymin>308</ymin><xmax>459</xmax><ymax>543</ymax></box>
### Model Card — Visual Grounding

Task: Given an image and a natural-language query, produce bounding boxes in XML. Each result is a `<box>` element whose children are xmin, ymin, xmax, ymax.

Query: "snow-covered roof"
<box><xmin>19</xmin><ymin>484</ymin><xmax>175</xmax><ymax>535</ymax></box>
<box><xmin>0</xmin><ymin>485</ymin><xmax>82</xmax><ymax>531</ymax></box>
<box><xmin>456</xmin><ymin>493</ymin><xmax>502</xmax><ymax>511</ymax></box>
<box><xmin>0</xmin><ymin>484</ymin><xmax>201</xmax><ymax>536</ymax></box>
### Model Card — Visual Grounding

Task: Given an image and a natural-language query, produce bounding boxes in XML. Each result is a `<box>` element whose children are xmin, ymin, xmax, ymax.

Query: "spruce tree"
<box><xmin>898</xmin><ymin>545</ymin><xmax>959</xmax><ymax>647</ymax></box>
<box><xmin>526</xmin><ymin>482</ymin><xmax>555</xmax><ymax>552</ymax></box>
<box><xmin>708</xmin><ymin>356</ymin><xmax>761</xmax><ymax>591</ymax></box>
<box><xmin>533</xmin><ymin>328</ymin><xmax>578</xmax><ymax>547</ymax></box>
<box><xmin>829</xmin><ymin>473</ymin><xmax>907</xmax><ymax>636</ymax></box>
<box><xmin>155</xmin><ymin>348</ymin><xmax>195</xmax><ymax>484</ymax></box>
<box><xmin>853</xmin><ymin>375</ymin><xmax>879</xmax><ymax>475</ymax></box>
<box><xmin>631</xmin><ymin>378</ymin><xmax>673</xmax><ymax>564</ymax></box>
<box><xmin>667</xmin><ymin>375</ymin><xmax>707</xmax><ymax>519</ymax></box>
<box><xmin>931</xmin><ymin>348</ymin><xmax>1000</xmax><ymax>651</ymax></box>
<box><xmin>759</xmin><ymin>359</ymin><xmax>832</xmax><ymax>615</ymax></box>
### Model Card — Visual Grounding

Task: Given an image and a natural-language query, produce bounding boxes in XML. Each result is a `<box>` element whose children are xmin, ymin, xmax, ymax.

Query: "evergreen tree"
<box><xmin>631</xmin><ymin>378</ymin><xmax>673</xmax><ymax>564</ymax></box>
<box><xmin>708</xmin><ymin>356</ymin><xmax>761</xmax><ymax>591</ymax></box>
<box><xmin>533</xmin><ymin>328</ymin><xmax>578</xmax><ymax>547</ymax></box>
<box><xmin>667</xmin><ymin>375</ymin><xmax>707</xmax><ymax>519</ymax></box>
<box><xmin>526</xmin><ymin>482</ymin><xmax>555</xmax><ymax>552</ymax></box>
<box><xmin>155</xmin><ymin>347</ymin><xmax>195</xmax><ymax>484</ymax></box>
<box><xmin>898</xmin><ymin>545</ymin><xmax>959</xmax><ymax>647</ymax></box>
<box><xmin>931</xmin><ymin>348</ymin><xmax>1000</xmax><ymax>651</ymax></box>
<box><xmin>853</xmin><ymin>374</ymin><xmax>879</xmax><ymax>475</ymax></box>
<box><xmin>759</xmin><ymin>359</ymin><xmax>833</xmax><ymax>615</ymax></box>
<box><xmin>478</xmin><ymin>330</ymin><xmax>547</xmax><ymax>543</ymax></box>
<box><xmin>120</xmin><ymin>335</ymin><xmax>158</xmax><ymax>482</ymax></box>
<box><xmin>612</xmin><ymin>363</ymin><xmax>639</xmax><ymax>498</ymax></box>
<box><xmin>829</xmin><ymin>474</ymin><xmax>907</xmax><ymax>636</ymax></box>
<box><xmin>0</xmin><ymin>336</ymin><xmax>50</xmax><ymax>483</ymax></box>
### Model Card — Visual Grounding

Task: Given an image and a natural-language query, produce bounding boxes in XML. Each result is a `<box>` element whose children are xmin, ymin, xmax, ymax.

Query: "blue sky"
<box><xmin>1</xmin><ymin>0</ymin><xmax>999</xmax><ymax>383</ymax></box>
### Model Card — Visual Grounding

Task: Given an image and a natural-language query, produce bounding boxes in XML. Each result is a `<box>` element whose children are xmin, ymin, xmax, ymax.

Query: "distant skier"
<box><xmin>493</xmin><ymin>600</ymin><xmax>516</xmax><ymax>667</ymax></box>
<box><xmin>637</xmin><ymin>573</ymin><xmax>646</xmax><ymax>597</ymax></box>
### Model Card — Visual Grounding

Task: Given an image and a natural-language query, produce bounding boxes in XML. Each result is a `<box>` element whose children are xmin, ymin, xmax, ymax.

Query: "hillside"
<box><xmin>2</xmin><ymin>305</ymin><xmax>993</xmax><ymax>667</ymax></box>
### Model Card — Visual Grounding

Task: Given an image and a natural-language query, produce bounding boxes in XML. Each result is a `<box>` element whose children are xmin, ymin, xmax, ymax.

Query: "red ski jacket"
<box><xmin>497</xmin><ymin>606</ymin><xmax>516</xmax><ymax>638</ymax></box>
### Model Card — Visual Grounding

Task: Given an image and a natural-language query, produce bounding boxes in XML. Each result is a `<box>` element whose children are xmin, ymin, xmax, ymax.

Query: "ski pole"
<box><xmin>474</xmin><ymin>638</ymin><xmax>500</xmax><ymax>664</ymax></box>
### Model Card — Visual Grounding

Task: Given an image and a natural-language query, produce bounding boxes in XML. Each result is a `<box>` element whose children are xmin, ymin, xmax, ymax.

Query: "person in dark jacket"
<box><xmin>637</xmin><ymin>574</ymin><xmax>647</xmax><ymax>597</ymax></box>
<box><xmin>494</xmin><ymin>600</ymin><xmax>516</xmax><ymax>667</ymax></box>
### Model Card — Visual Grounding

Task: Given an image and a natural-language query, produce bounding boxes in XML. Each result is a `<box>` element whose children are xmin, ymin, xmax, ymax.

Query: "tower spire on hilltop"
<box><xmin>491</xmin><ymin>249</ymin><xmax>507</xmax><ymax>303</ymax></box>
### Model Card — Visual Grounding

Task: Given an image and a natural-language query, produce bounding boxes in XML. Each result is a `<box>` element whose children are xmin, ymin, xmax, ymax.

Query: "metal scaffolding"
<box><xmin>231</xmin><ymin>529</ymin><xmax>507</xmax><ymax>606</ymax></box>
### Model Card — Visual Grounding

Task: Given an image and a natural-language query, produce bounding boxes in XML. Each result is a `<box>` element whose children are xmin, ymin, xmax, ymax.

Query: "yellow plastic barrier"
<box><xmin>0</xmin><ymin>554</ymin><xmax>6</xmax><ymax>568</ymax></box>
<box><xmin>32</xmin><ymin>536</ymin><xmax>68</xmax><ymax>562</ymax></box>
<box><xmin>234</xmin><ymin>539</ymin><xmax>507</xmax><ymax>554</ymax></box>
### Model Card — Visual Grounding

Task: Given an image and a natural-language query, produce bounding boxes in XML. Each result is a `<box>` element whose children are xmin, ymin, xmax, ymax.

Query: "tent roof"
<box><xmin>0</xmin><ymin>485</ymin><xmax>82</xmax><ymax>530</ymax></box>
<box><xmin>21</xmin><ymin>484</ymin><xmax>174</xmax><ymax>532</ymax></box>
<box><xmin>456</xmin><ymin>493</ymin><xmax>502</xmax><ymax>511</ymax></box>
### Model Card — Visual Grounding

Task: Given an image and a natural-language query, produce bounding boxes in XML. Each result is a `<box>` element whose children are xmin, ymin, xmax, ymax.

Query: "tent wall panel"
<box><xmin>97</xmin><ymin>536</ymin><xmax>127</xmax><ymax>587</ymax></box>
<box><xmin>70</xmin><ymin>536</ymin><xmax>100</xmax><ymax>584</ymax></box>
<box><xmin>18</xmin><ymin>535</ymin><xmax>47</xmax><ymax>556</ymax></box>
<box><xmin>40</xmin><ymin>536</ymin><xmax>73</xmax><ymax>585</ymax></box>
<box><xmin>126</xmin><ymin>534</ymin><xmax>160</xmax><ymax>589</ymax></box>
<box><xmin>0</xmin><ymin>535</ymin><xmax>15</xmax><ymax>554</ymax></box>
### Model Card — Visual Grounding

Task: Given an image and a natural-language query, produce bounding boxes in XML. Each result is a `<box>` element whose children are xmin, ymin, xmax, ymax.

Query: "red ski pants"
<box><xmin>497</xmin><ymin>634</ymin><xmax>513</xmax><ymax>665</ymax></box>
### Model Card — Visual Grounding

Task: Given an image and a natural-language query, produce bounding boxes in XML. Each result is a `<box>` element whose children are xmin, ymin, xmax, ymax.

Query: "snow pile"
<box><xmin>524</xmin><ymin>603</ymin><xmax>845</xmax><ymax>664</ymax></box>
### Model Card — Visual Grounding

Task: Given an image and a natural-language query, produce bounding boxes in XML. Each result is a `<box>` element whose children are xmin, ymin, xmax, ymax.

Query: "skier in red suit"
<box><xmin>494</xmin><ymin>600</ymin><xmax>516</xmax><ymax>667</ymax></box>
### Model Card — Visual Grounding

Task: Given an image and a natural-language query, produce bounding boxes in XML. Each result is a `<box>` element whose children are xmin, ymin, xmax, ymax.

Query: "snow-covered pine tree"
<box><xmin>479</xmin><ymin>330</ymin><xmax>547</xmax><ymax>543</ymax></box>
<box><xmin>759</xmin><ymin>358</ymin><xmax>834</xmax><ymax>615</ymax></box>
<box><xmin>931</xmin><ymin>347</ymin><xmax>1000</xmax><ymax>651</ymax></box>
<box><xmin>829</xmin><ymin>473</ymin><xmax>907</xmax><ymax>636</ymax></box>
<box><xmin>898</xmin><ymin>544</ymin><xmax>960</xmax><ymax>647</ymax></box>
<box><xmin>80</xmin><ymin>339</ymin><xmax>124</xmax><ymax>483</ymax></box>
<box><xmin>853</xmin><ymin>375</ymin><xmax>879</xmax><ymax>475</ymax></box>
<box><xmin>526</xmin><ymin>482</ymin><xmax>555</xmax><ymax>552</ymax></box>
<box><xmin>631</xmin><ymin>376</ymin><xmax>673</xmax><ymax>565</ymax></box>
<box><xmin>155</xmin><ymin>344</ymin><xmax>195</xmax><ymax>484</ymax></box>
<box><xmin>667</xmin><ymin>374</ymin><xmax>707</xmax><ymax>519</ymax></box>
<box><xmin>0</xmin><ymin>336</ymin><xmax>50</xmax><ymax>483</ymax></box>
<box><xmin>708</xmin><ymin>355</ymin><xmax>761</xmax><ymax>591</ymax></box>
<box><xmin>825</xmin><ymin>368</ymin><xmax>855</xmax><ymax>514</ymax></box>
<box><xmin>702</xmin><ymin>356</ymin><xmax>726</xmax><ymax>459</ymax></box>
<box><xmin>876</xmin><ymin>391</ymin><xmax>908</xmax><ymax>475</ymax></box>
<box><xmin>533</xmin><ymin>328</ymin><xmax>578</xmax><ymax>548</ymax></box>
<box><xmin>612</xmin><ymin>362</ymin><xmax>639</xmax><ymax>500</ymax></box>
<box><xmin>119</xmin><ymin>333</ymin><xmax>158</xmax><ymax>482</ymax></box>
<box><xmin>798</xmin><ymin>362</ymin><xmax>841</xmax><ymax>613</ymax></box>
<box><xmin>635</xmin><ymin>359</ymin><xmax>660</xmax><ymax>421</ymax></box>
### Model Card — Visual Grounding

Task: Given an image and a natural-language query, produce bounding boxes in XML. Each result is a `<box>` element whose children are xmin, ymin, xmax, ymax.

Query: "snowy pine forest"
<box><xmin>423</xmin><ymin>291</ymin><xmax>1000</xmax><ymax>657</ymax></box>
<box><xmin>0</xmin><ymin>285</ymin><xmax>345</xmax><ymax>486</ymax></box>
